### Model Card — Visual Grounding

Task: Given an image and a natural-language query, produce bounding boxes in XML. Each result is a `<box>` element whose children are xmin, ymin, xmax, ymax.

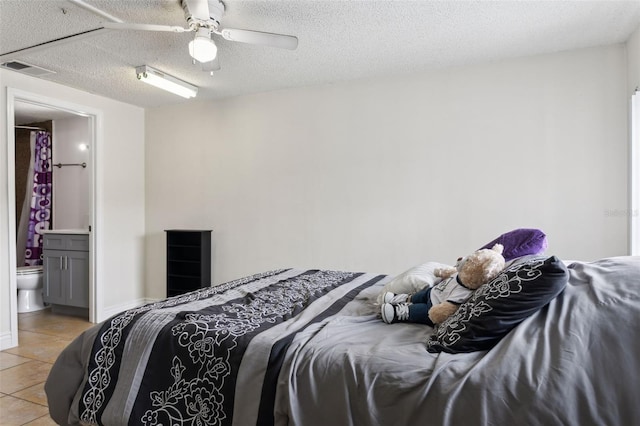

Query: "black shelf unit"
<box><xmin>165</xmin><ymin>230</ymin><xmax>212</xmax><ymax>297</ymax></box>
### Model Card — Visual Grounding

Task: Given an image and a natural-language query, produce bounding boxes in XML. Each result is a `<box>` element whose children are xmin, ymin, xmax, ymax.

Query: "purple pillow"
<box><xmin>479</xmin><ymin>228</ymin><xmax>547</xmax><ymax>262</ymax></box>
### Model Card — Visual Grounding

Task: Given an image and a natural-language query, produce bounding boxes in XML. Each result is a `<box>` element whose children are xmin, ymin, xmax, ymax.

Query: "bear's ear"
<box><xmin>492</xmin><ymin>243</ymin><xmax>504</xmax><ymax>255</ymax></box>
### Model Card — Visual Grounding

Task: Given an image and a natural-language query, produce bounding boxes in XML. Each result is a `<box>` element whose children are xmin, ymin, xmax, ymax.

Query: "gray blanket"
<box><xmin>46</xmin><ymin>257</ymin><xmax>640</xmax><ymax>426</ymax></box>
<box><xmin>276</xmin><ymin>257</ymin><xmax>640</xmax><ymax>426</ymax></box>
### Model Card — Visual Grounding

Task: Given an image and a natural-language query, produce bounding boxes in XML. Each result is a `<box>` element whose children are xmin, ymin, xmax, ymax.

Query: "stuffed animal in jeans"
<box><xmin>381</xmin><ymin>244</ymin><xmax>505</xmax><ymax>326</ymax></box>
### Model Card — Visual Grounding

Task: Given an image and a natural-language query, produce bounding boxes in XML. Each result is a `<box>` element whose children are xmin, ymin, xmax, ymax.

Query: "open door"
<box><xmin>5</xmin><ymin>88</ymin><xmax>101</xmax><ymax>349</ymax></box>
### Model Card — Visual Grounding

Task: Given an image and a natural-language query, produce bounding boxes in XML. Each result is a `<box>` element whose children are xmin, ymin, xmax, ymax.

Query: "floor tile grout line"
<box><xmin>15</xmin><ymin>329</ymin><xmax>76</xmax><ymax>339</ymax></box>
<box><xmin>0</xmin><ymin>360</ymin><xmax>53</xmax><ymax>395</ymax></box>
<box><xmin>0</xmin><ymin>360</ymin><xmax>32</xmax><ymax>371</ymax></box>
<box><xmin>0</xmin><ymin>353</ymin><xmax>55</xmax><ymax>365</ymax></box>
<box><xmin>0</xmin><ymin>358</ymin><xmax>52</xmax><ymax>368</ymax></box>
<box><xmin>4</xmin><ymin>390</ymin><xmax>49</xmax><ymax>408</ymax></box>
<box><xmin>18</xmin><ymin>329</ymin><xmax>80</xmax><ymax>335</ymax></box>
<box><xmin>1</xmin><ymin>383</ymin><xmax>48</xmax><ymax>397</ymax></box>
<box><xmin>22</xmin><ymin>414</ymin><xmax>56</xmax><ymax>426</ymax></box>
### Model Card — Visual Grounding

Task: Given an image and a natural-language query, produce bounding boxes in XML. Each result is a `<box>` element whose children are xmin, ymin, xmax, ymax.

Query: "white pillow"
<box><xmin>376</xmin><ymin>262</ymin><xmax>451</xmax><ymax>305</ymax></box>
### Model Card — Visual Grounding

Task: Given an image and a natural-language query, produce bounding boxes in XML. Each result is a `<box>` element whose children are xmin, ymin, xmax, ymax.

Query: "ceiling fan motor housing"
<box><xmin>181</xmin><ymin>0</ymin><xmax>225</xmax><ymax>29</ymax></box>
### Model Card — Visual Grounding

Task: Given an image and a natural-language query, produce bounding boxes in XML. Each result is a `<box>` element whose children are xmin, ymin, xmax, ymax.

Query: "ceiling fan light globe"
<box><xmin>189</xmin><ymin>36</ymin><xmax>218</xmax><ymax>63</ymax></box>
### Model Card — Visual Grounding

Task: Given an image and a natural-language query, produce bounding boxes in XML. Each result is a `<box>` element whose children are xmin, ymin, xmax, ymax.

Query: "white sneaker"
<box><xmin>383</xmin><ymin>291</ymin><xmax>410</xmax><ymax>305</ymax></box>
<box><xmin>381</xmin><ymin>303</ymin><xmax>410</xmax><ymax>324</ymax></box>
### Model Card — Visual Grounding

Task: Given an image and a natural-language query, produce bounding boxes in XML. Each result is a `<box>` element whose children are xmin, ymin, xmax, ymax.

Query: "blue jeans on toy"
<box><xmin>407</xmin><ymin>287</ymin><xmax>434</xmax><ymax>326</ymax></box>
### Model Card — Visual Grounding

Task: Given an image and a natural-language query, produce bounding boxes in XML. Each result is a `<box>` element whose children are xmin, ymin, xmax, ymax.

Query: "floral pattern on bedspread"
<box><xmin>79</xmin><ymin>269</ymin><xmax>359</xmax><ymax>426</ymax></box>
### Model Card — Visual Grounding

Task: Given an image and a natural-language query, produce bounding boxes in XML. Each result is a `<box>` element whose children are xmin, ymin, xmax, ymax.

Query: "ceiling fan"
<box><xmin>96</xmin><ymin>0</ymin><xmax>299</xmax><ymax>72</ymax></box>
<box><xmin>0</xmin><ymin>0</ymin><xmax>298</xmax><ymax>72</ymax></box>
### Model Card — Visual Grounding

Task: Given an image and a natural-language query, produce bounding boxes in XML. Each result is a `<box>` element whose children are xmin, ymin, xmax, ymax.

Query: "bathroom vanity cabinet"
<box><xmin>165</xmin><ymin>230</ymin><xmax>212</xmax><ymax>297</ymax></box>
<box><xmin>42</xmin><ymin>232</ymin><xmax>89</xmax><ymax>312</ymax></box>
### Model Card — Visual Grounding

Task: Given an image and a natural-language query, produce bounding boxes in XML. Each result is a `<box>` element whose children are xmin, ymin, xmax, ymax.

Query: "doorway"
<box><xmin>6</xmin><ymin>88</ymin><xmax>101</xmax><ymax>348</ymax></box>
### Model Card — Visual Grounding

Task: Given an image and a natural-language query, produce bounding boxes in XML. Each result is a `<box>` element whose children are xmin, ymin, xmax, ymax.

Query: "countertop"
<box><xmin>43</xmin><ymin>229</ymin><xmax>90</xmax><ymax>235</ymax></box>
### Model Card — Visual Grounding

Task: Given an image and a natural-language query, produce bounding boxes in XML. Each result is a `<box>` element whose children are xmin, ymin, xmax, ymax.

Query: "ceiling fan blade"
<box><xmin>102</xmin><ymin>22</ymin><xmax>190</xmax><ymax>33</ymax></box>
<box><xmin>183</xmin><ymin>0</ymin><xmax>211</xmax><ymax>22</ymax></box>
<box><xmin>0</xmin><ymin>28</ymin><xmax>110</xmax><ymax>62</ymax></box>
<box><xmin>201</xmin><ymin>57</ymin><xmax>221</xmax><ymax>72</ymax></box>
<box><xmin>68</xmin><ymin>0</ymin><xmax>123</xmax><ymax>23</ymax></box>
<box><xmin>219</xmin><ymin>28</ymin><xmax>298</xmax><ymax>50</ymax></box>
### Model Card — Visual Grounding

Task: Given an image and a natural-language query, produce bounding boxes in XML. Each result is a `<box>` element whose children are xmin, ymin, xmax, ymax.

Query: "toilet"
<box><xmin>16</xmin><ymin>265</ymin><xmax>46</xmax><ymax>313</ymax></box>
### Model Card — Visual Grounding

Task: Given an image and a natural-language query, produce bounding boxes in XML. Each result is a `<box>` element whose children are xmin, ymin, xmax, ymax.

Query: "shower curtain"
<box><xmin>16</xmin><ymin>133</ymin><xmax>35</xmax><ymax>266</ymax></box>
<box><xmin>21</xmin><ymin>131</ymin><xmax>53</xmax><ymax>266</ymax></box>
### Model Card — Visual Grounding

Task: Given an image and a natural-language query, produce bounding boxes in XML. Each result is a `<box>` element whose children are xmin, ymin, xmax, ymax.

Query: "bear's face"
<box><xmin>456</xmin><ymin>248</ymin><xmax>505</xmax><ymax>289</ymax></box>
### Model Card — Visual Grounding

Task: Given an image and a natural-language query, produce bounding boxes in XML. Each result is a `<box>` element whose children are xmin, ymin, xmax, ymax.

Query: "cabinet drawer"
<box><xmin>44</xmin><ymin>234</ymin><xmax>89</xmax><ymax>251</ymax></box>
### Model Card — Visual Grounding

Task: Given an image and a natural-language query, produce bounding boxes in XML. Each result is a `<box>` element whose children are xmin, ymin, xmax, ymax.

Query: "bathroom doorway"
<box><xmin>6</xmin><ymin>88</ymin><xmax>101</xmax><ymax>348</ymax></box>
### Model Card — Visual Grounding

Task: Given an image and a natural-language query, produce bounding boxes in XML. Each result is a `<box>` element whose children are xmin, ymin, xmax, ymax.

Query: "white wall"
<box><xmin>53</xmin><ymin>116</ymin><xmax>91</xmax><ymax>230</ymax></box>
<box><xmin>145</xmin><ymin>45</ymin><xmax>629</xmax><ymax>300</ymax></box>
<box><xmin>0</xmin><ymin>69</ymin><xmax>146</xmax><ymax>348</ymax></box>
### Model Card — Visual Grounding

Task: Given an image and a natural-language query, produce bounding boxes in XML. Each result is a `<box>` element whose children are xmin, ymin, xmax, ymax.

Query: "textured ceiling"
<box><xmin>1</xmin><ymin>0</ymin><xmax>639</xmax><ymax>109</ymax></box>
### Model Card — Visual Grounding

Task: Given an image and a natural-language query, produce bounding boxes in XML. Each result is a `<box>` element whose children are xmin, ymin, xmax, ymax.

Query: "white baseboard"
<box><xmin>102</xmin><ymin>298</ymin><xmax>159</xmax><ymax>319</ymax></box>
<box><xmin>0</xmin><ymin>331</ymin><xmax>17</xmax><ymax>351</ymax></box>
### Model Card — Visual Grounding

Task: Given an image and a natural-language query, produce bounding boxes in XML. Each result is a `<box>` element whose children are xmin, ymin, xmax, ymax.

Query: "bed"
<box><xmin>45</xmin><ymin>255</ymin><xmax>640</xmax><ymax>426</ymax></box>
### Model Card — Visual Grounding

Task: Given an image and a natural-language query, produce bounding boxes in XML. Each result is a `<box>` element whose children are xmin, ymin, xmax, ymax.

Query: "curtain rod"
<box><xmin>54</xmin><ymin>162</ymin><xmax>87</xmax><ymax>168</ymax></box>
<box><xmin>15</xmin><ymin>125</ymin><xmax>46</xmax><ymax>131</ymax></box>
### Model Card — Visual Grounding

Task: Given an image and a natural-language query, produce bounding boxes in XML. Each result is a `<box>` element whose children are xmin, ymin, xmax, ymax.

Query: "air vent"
<box><xmin>0</xmin><ymin>60</ymin><xmax>55</xmax><ymax>77</ymax></box>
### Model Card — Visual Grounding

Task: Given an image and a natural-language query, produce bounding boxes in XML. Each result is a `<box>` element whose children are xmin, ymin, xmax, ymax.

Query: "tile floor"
<box><xmin>0</xmin><ymin>309</ymin><xmax>93</xmax><ymax>425</ymax></box>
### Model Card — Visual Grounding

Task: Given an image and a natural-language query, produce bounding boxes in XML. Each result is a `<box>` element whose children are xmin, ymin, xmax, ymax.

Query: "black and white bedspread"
<box><xmin>46</xmin><ymin>269</ymin><xmax>386</xmax><ymax>426</ymax></box>
<box><xmin>47</xmin><ymin>257</ymin><xmax>640</xmax><ymax>426</ymax></box>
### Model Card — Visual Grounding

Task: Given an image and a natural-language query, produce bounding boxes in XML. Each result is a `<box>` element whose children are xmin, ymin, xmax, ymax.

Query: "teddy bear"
<box><xmin>428</xmin><ymin>243</ymin><xmax>505</xmax><ymax>323</ymax></box>
<box><xmin>381</xmin><ymin>243</ymin><xmax>505</xmax><ymax>326</ymax></box>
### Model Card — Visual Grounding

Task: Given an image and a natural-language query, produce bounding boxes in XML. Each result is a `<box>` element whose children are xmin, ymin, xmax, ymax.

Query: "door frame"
<box><xmin>6</xmin><ymin>88</ymin><xmax>102</xmax><ymax>346</ymax></box>
<box><xmin>631</xmin><ymin>90</ymin><xmax>639</xmax><ymax>255</ymax></box>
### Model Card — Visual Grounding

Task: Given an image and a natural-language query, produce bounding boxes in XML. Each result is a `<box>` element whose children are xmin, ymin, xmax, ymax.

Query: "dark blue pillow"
<box><xmin>426</xmin><ymin>256</ymin><xmax>568</xmax><ymax>353</ymax></box>
<box><xmin>479</xmin><ymin>228</ymin><xmax>547</xmax><ymax>262</ymax></box>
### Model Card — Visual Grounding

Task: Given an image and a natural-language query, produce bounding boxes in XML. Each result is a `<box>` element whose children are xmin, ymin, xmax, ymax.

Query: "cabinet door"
<box><xmin>43</xmin><ymin>251</ymin><xmax>66</xmax><ymax>305</ymax></box>
<box><xmin>66</xmin><ymin>251</ymin><xmax>89</xmax><ymax>308</ymax></box>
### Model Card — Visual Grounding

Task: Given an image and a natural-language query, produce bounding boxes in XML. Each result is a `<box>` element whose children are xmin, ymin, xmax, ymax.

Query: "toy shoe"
<box><xmin>381</xmin><ymin>303</ymin><xmax>410</xmax><ymax>323</ymax></box>
<box><xmin>383</xmin><ymin>291</ymin><xmax>410</xmax><ymax>305</ymax></box>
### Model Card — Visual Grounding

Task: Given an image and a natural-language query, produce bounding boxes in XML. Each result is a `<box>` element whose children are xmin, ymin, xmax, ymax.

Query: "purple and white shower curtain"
<box><xmin>24</xmin><ymin>131</ymin><xmax>52</xmax><ymax>266</ymax></box>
